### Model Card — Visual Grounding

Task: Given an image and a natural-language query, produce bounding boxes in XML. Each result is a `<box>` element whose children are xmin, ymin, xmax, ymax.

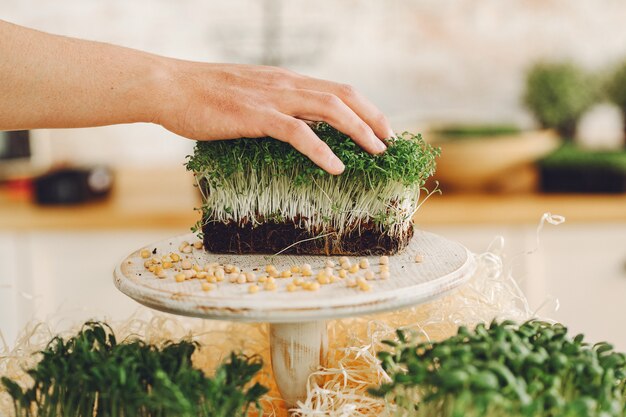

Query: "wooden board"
<box><xmin>113</xmin><ymin>230</ymin><xmax>476</xmax><ymax>323</ymax></box>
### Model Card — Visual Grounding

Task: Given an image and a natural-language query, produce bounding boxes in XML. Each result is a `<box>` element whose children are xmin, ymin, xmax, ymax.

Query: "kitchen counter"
<box><xmin>1</xmin><ymin>168</ymin><xmax>625</xmax><ymax>230</ymax></box>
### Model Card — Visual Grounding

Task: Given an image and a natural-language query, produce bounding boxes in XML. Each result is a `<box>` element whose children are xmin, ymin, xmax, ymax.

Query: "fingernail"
<box><xmin>329</xmin><ymin>154</ymin><xmax>345</xmax><ymax>174</ymax></box>
<box><xmin>374</xmin><ymin>138</ymin><xmax>387</xmax><ymax>153</ymax></box>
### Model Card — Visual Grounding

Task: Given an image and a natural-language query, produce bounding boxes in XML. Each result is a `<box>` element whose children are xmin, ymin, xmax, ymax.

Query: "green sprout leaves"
<box><xmin>186</xmin><ymin>122</ymin><xmax>439</xmax><ymax>189</ymax></box>
<box><xmin>1</xmin><ymin>321</ymin><xmax>268</xmax><ymax>417</ymax></box>
<box><xmin>371</xmin><ymin>320</ymin><xmax>626</xmax><ymax>417</ymax></box>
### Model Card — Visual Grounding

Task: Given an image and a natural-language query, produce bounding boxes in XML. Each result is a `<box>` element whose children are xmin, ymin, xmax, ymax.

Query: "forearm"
<box><xmin>0</xmin><ymin>20</ymin><xmax>164</xmax><ymax>130</ymax></box>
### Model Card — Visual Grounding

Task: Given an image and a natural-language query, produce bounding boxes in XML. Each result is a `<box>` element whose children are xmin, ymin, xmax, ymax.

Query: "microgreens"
<box><xmin>370</xmin><ymin>320</ymin><xmax>626</xmax><ymax>417</ymax></box>
<box><xmin>185</xmin><ymin>122</ymin><xmax>439</xmax><ymax>239</ymax></box>
<box><xmin>1</xmin><ymin>321</ymin><xmax>268</xmax><ymax>417</ymax></box>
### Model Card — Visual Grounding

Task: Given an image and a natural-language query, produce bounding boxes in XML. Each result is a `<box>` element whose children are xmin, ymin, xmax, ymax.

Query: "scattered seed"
<box><xmin>365</xmin><ymin>271</ymin><xmax>375</xmax><ymax>280</ymax></box>
<box><xmin>380</xmin><ymin>271</ymin><xmax>390</xmax><ymax>280</ymax></box>
<box><xmin>181</xmin><ymin>260</ymin><xmax>192</xmax><ymax>270</ymax></box>
<box><xmin>359</xmin><ymin>258</ymin><xmax>370</xmax><ymax>269</ymax></box>
<box><xmin>280</xmin><ymin>270</ymin><xmax>292</xmax><ymax>278</ymax></box>
<box><xmin>379</xmin><ymin>255</ymin><xmax>389</xmax><ymax>265</ymax></box>
<box><xmin>140</xmin><ymin>249</ymin><xmax>151</xmax><ymax>259</ymax></box>
<box><xmin>286</xmin><ymin>283</ymin><xmax>297</xmax><ymax>292</ymax></box>
<box><xmin>415</xmin><ymin>254</ymin><xmax>423</xmax><ymax>263</ymax></box>
<box><xmin>349</xmin><ymin>264</ymin><xmax>359</xmax><ymax>274</ymax></box>
<box><xmin>248</xmin><ymin>284</ymin><xmax>260</xmax><ymax>294</ymax></box>
<box><xmin>175</xmin><ymin>273</ymin><xmax>186</xmax><ymax>282</ymax></box>
<box><xmin>338</xmin><ymin>269</ymin><xmax>348</xmax><ymax>279</ymax></box>
<box><xmin>325</xmin><ymin>260</ymin><xmax>335</xmax><ymax>268</ymax></box>
<box><xmin>290</xmin><ymin>265</ymin><xmax>301</xmax><ymax>273</ymax></box>
<box><xmin>193</xmin><ymin>241</ymin><xmax>203</xmax><ymax>249</ymax></box>
<box><xmin>201</xmin><ymin>282</ymin><xmax>214</xmax><ymax>292</ymax></box>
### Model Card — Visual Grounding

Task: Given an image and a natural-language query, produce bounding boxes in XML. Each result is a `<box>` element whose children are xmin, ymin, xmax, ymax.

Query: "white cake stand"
<box><xmin>114</xmin><ymin>230</ymin><xmax>475</xmax><ymax>409</ymax></box>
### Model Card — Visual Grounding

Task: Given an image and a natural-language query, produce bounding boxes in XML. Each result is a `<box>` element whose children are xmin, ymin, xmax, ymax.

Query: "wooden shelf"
<box><xmin>1</xmin><ymin>168</ymin><xmax>625</xmax><ymax>230</ymax></box>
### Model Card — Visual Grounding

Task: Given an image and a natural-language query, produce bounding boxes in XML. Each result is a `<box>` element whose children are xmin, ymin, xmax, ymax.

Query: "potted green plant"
<box><xmin>524</xmin><ymin>62</ymin><xmax>596</xmax><ymax>139</ymax></box>
<box><xmin>370</xmin><ymin>320</ymin><xmax>626</xmax><ymax>417</ymax></box>
<box><xmin>605</xmin><ymin>60</ymin><xmax>626</xmax><ymax>148</ymax></box>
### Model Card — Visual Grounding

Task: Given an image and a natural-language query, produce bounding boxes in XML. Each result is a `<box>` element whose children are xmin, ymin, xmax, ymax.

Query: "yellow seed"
<box><xmin>301</xmin><ymin>263</ymin><xmax>312</xmax><ymax>271</ymax></box>
<box><xmin>265</xmin><ymin>265</ymin><xmax>275</xmax><ymax>273</ymax></box>
<box><xmin>286</xmin><ymin>283</ymin><xmax>297</xmax><ymax>292</ymax></box>
<box><xmin>346</xmin><ymin>278</ymin><xmax>357</xmax><ymax>288</ymax></box>
<box><xmin>330</xmin><ymin>275</ymin><xmax>338</xmax><ymax>283</ymax></box>
<box><xmin>151</xmin><ymin>257</ymin><xmax>160</xmax><ymax>264</ymax></box>
<box><xmin>148</xmin><ymin>265</ymin><xmax>156</xmax><ymax>273</ymax></box>
<box><xmin>307</xmin><ymin>282</ymin><xmax>320</xmax><ymax>291</ymax></box>
<box><xmin>379</xmin><ymin>255</ymin><xmax>389</xmax><ymax>265</ymax></box>
<box><xmin>201</xmin><ymin>282</ymin><xmax>214</xmax><ymax>292</ymax></box>
<box><xmin>290</xmin><ymin>265</ymin><xmax>301</xmax><ymax>273</ymax></box>
<box><xmin>224</xmin><ymin>264</ymin><xmax>234</xmax><ymax>273</ymax></box>
<box><xmin>236</xmin><ymin>274</ymin><xmax>247</xmax><ymax>284</ymax></box>
<box><xmin>301</xmin><ymin>269</ymin><xmax>312</xmax><ymax>277</ymax></box>
<box><xmin>184</xmin><ymin>270</ymin><xmax>196</xmax><ymax>279</ymax></box>
<box><xmin>206</xmin><ymin>275</ymin><xmax>217</xmax><ymax>283</ymax></box>
<box><xmin>349</xmin><ymin>264</ymin><xmax>359</xmax><ymax>274</ymax></box>
<box><xmin>339</xmin><ymin>256</ymin><xmax>349</xmax><ymax>265</ymax></box>
<box><xmin>338</xmin><ymin>269</ymin><xmax>348</xmax><ymax>279</ymax></box>
<box><xmin>325</xmin><ymin>260</ymin><xmax>335</xmax><ymax>268</ymax></box>
<box><xmin>144</xmin><ymin>260</ymin><xmax>152</xmax><ymax>268</ymax></box>
<box><xmin>317</xmin><ymin>275</ymin><xmax>329</xmax><ymax>285</ymax></box>
<box><xmin>181</xmin><ymin>260</ymin><xmax>192</xmax><ymax>270</ymax></box>
<box><xmin>258</xmin><ymin>275</ymin><xmax>268</xmax><ymax>283</ymax></box>
<box><xmin>359</xmin><ymin>282</ymin><xmax>371</xmax><ymax>291</ymax></box>
<box><xmin>181</xmin><ymin>245</ymin><xmax>192</xmax><ymax>254</ymax></box>
<box><xmin>196</xmin><ymin>271</ymin><xmax>207</xmax><ymax>279</ymax></box>
<box><xmin>193</xmin><ymin>241</ymin><xmax>203</xmax><ymax>249</ymax></box>
<box><xmin>246</xmin><ymin>272</ymin><xmax>256</xmax><ymax>282</ymax></box>
<box><xmin>215</xmin><ymin>269</ymin><xmax>225</xmax><ymax>279</ymax></box>
<box><xmin>178</xmin><ymin>241</ymin><xmax>190</xmax><ymax>251</ymax></box>
<box><xmin>380</xmin><ymin>264</ymin><xmax>389</xmax><ymax>272</ymax></box>
<box><xmin>192</xmin><ymin>264</ymin><xmax>202</xmax><ymax>272</ymax></box>
<box><xmin>161</xmin><ymin>255</ymin><xmax>172</xmax><ymax>263</ymax></box>
<box><xmin>175</xmin><ymin>273</ymin><xmax>186</xmax><ymax>283</ymax></box>
<box><xmin>156</xmin><ymin>268</ymin><xmax>167</xmax><ymax>279</ymax></box>
<box><xmin>248</xmin><ymin>284</ymin><xmax>260</xmax><ymax>294</ymax></box>
<box><xmin>380</xmin><ymin>271</ymin><xmax>390</xmax><ymax>280</ymax></box>
<box><xmin>140</xmin><ymin>249</ymin><xmax>151</xmax><ymax>259</ymax></box>
<box><xmin>359</xmin><ymin>258</ymin><xmax>370</xmax><ymax>269</ymax></box>
<box><xmin>170</xmin><ymin>253</ymin><xmax>180</xmax><ymax>262</ymax></box>
<box><xmin>267</xmin><ymin>276</ymin><xmax>276</xmax><ymax>284</ymax></box>
<box><xmin>280</xmin><ymin>270</ymin><xmax>292</xmax><ymax>278</ymax></box>
<box><xmin>414</xmin><ymin>254</ymin><xmax>423</xmax><ymax>263</ymax></box>
<box><xmin>215</xmin><ymin>273</ymin><xmax>224</xmax><ymax>282</ymax></box>
<box><xmin>264</xmin><ymin>282</ymin><xmax>277</xmax><ymax>291</ymax></box>
<box><xmin>162</xmin><ymin>261</ymin><xmax>173</xmax><ymax>269</ymax></box>
<box><xmin>365</xmin><ymin>271</ymin><xmax>375</xmax><ymax>280</ymax></box>
<box><xmin>324</xmin><ymin>267</ymin><xmax>334</xmax><ymax>276</ymax></box>
<box><xmin>293</xmin><ymin>277</ymin><xmax>303</xmax><ymax>286</ymax></box>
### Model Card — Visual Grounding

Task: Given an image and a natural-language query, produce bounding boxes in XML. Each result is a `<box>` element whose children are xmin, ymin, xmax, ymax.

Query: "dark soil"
<box><xmin>202</xmin><ymin>219</ymin><xmax>414</xmax><ymax>256</ymax></box>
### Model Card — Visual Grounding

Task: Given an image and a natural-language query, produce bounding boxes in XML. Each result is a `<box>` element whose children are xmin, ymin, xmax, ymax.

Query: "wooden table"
<box><xmin>1</xmin><ymin>168</ymin><xmax>625</xmax><ymax>231</ymax></box>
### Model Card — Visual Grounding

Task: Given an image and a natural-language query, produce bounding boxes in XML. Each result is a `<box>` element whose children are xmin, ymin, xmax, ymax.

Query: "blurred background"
<box><xmin>1</xmin><ymin>0</ymin><xmax>625</xmax><ymax>349</ymax></box>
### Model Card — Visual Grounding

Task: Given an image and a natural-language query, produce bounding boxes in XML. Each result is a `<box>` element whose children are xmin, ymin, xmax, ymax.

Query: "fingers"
<box><xmin>280</xmin><ymin>89</ymin><xmax>386</xmax><ymax>155</ymax></box>
<box><xmin>294</xmin><ymin>77</ymin><xmax>394</xmax><ymax>140</ymax></box>
<box><xmin>264</xmin><ymin>112</ymin><xmax>345</xmax><ymax>175</ymax></box>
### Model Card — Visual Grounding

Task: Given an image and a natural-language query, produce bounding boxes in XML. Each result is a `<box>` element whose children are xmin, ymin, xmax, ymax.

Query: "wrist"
<box><xmin>132</xmin><ymin>53</ymin><xmax>178</xmax><ymax>125</ymax></box>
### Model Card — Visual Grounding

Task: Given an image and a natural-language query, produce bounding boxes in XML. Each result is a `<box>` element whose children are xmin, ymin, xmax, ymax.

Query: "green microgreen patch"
<box><xmin>370</xmin><ymin>320</ymin><xmax>626</xmax><ymax>417</ymax></box>
<box><xmin>185</xmin><ymin>122</ymin><xmax>439</xmax><ymax>238</ymax></box>
<box><xmin>1</xmin><ymin>321</ymin><xmax>267</xmax><ymax>417</ymax></box>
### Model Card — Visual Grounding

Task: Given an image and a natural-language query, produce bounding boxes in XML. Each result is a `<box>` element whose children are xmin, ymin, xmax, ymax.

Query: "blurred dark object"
<box><xmin>33</xmin><ymin>166</ymin><xmax>114</xmax><ymax>205</ymax></box>
<box><xmin>539</xmin><ymin>144</ymin><xmax>626</xmax><ymax>193</ymax></box>
<box><xmin>0</xmin><ymin>130</ymin><xmax>33</xmax><ymax>180</ymax></box>
<box><xmin>605</xmin><ymin>60</ymin><xmax>626</xmax><ymax>148</ymax></box>
<box><xmin>429</xmin><ymin>125</ymin><xmax>559</xmax><ymax>192</ymax></box>
<box><xmin>524</xmin><ymin>62</ymin><xmax>597</xmax><ymax>139</ymax></box>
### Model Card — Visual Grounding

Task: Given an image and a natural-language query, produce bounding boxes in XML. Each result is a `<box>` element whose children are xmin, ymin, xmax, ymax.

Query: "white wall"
<box><xmin>2</xmin><ymin>0</ymin><xmax>626</xmax><ymax>166</ymax></box>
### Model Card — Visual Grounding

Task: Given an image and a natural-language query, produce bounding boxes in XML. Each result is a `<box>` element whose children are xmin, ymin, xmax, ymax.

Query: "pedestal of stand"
<box><xmin>114</xmin><ymin>231</ymin><xmax>475</xmax><ymax>410</ymax></box>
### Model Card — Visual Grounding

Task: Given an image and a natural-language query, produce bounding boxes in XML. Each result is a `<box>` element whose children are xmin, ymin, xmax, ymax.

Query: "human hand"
<box><xmin>153</xmin><ymin>62</ymin><xmax>392</xmax><ymax>174</ymax></box>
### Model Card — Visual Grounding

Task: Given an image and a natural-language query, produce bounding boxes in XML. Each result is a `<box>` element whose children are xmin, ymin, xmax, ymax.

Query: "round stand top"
<box><xmin>114</xmin><ymin>231</ymin><xmax>476</xmax><ymax>323</ymax></box>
